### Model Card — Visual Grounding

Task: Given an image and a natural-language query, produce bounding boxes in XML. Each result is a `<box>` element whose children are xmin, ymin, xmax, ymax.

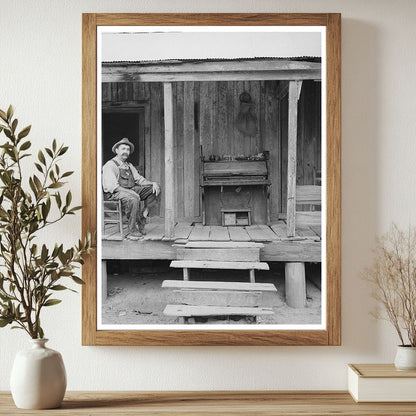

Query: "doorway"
<box><xmin>102</xmin><ymin>106</ymin><xmax>146</xmax><ymax>176</ymax></box>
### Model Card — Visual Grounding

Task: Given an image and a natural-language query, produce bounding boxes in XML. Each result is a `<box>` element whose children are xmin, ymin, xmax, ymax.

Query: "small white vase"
<box><xmin>394</xmin><ymin>345</ymin><xmax>416</xmax><ymax>371</ymax></box>
<box><xmin>10</xmin><ymin>338</ymin><xmax>67</xmax><ymax>409</ymax></box>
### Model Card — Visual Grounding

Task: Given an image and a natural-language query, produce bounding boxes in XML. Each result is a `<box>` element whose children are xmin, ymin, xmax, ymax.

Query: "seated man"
<box><xmin>102</xmin><ymin>137</ymin><xmax>161</xmax><ymax>240</ymax></box>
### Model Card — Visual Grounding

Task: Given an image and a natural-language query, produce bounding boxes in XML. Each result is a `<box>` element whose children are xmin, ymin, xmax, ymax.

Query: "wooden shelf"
<box><xmin>1</xmin><ymin>391</ymin><xmax>416</xmax><ymax>415</ymax></box>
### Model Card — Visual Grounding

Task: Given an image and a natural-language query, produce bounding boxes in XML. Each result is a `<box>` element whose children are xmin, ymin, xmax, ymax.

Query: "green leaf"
<box><xmin>41</xmin><ymin>202</ymin><xmax>50</xmax><ymax>220</ymax></box>
<box><xmin>38</xmin><ymin>150</ymin><xmax>46</xmax><ymax>165</ymax></box>
<box><xmin>33</xmin><ymin>175</ymin><xmax>42</xmax><ymax>192</ymax></box>
<box><xmin>52</xmin><ymin>139</ymin><xmax>57</xmax><ymax>152</ymax></box>
<box><xmin>38</xmin><ymin>325</ymin><xmax>44</xmax><ymax>339</ymax></box>
<box><xmin>48</xmin><ymin>182</ymin><xmax>64</xmax><ymax>189</ymax></box>
<box><xmin>19</xmin><ymin>140</ymin><xmax>31</xmax><ymax>151</ymax></box>
<box><xmin>61</xmin><ymin>171</ymin><xmax>74</xmax><ymax>178</ymax></box>
<box><xmin>17</xmin><ymin>125</ymin><xmax>31</xmax><ymax>140</ymax></box>
<box><xmin>59</xmin><ymin>146</ymin><xmax>69</xmax><ymax>156</ymax></box>
<box><xmin>45</xmin><ymin>148</ymin><xmax>53</xmax><ymax>158</ymax></box>
<box><xmin>71</xmin><ymin>276</ymin><xmax>85</xmax><ymax>285</ymax></box>
<box><xmin>41</xmin><ymin>244</ymin><xmax>48</xmax><ymax>262</ymax></box>
<box><xmin>4</xmin><ymin>129</ymin><xmax>12</xmax><ymax>140</ymax></box>
<box><xmin>65</xmin><ymin>191</ymin><xmax>72</xmax><ymax>207</ymax></box>
<box><xmin>69</xmin><ymin>206</ymin><xmax>82</xmax><ymax>212</ymax></box>
<box><xmin>43</xmin><ymin>299</ymin><xmax>62</xmax><ymax>307</ymax></box>
<box><xmin>0</xmin><ymin>109</ymin><xmax>7</xmax><ymax>121</ymax></box>
<box><xmin>55</xmin><ymin>192</ymin><xmax>62</xmax><ymax>208</ymax></box>
<box><xmin>11</xmin><ymin>118</ymin><xmax>18</xmax><ymax>133</ymax></box>
<box><xmin>29</xmin><ymin>177</ymin><xmax>37</xmax><ymax>196</ymax></box>
<box><xmin>34</xmin><ymin>162</ymin><xmax>43</xmax><ymax>173</ymax></box>
<box><xmin>31</xmin><ymin>244</ymin><xmax>38</xmax><ymax>256</ymax></box>
<box><xmin>50</xmin><ymin>285</ymin><xmax>68</xmax><ymax>291</ymax></box>
<box><xmin>0</xmin><ymin>317</ymin><xmax>13</xmax><ymax>327</ymax></box>
<box><xmin>6</xmin><ymin>105</ymin><xmax>14</xmax><ymax>121</ymax></box>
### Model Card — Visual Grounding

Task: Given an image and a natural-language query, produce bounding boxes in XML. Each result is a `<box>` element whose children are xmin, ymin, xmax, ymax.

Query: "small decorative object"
<box><xmin>0</xmin><ymin>105</ymin><xmax>94</xmax><ymax>408</ymax></box>
<box><xmin>10</xmin><ymin>339</ymin><xmax>66</xmax><ymax>409</ymax></box>
<box><xmin>236</xmin><ymin>91</ymin><xmax>258</xmax><ymax>136</ymax></box>
<box><xmin>348</xmin><ymin>364</ymin><xmax>416</xmax><ymax>402</ymax></box>
<box><xmin>362</xmin><ymin>223</ymin><xmax>416</xmax><ymax>370</ymax></box>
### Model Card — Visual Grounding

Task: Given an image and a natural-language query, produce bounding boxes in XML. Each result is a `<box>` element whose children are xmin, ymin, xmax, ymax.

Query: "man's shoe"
<box><xmin>126</xmin><ymin>231</ymin><xmax>143</xmax><ymax>240</ymax></box>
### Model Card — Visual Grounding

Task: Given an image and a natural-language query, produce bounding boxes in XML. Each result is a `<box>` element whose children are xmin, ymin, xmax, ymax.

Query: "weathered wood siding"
<box><xmin>102</xmin><ymin>80</ymin><xmax>321</xmax><ymax>222</ymax></box>
<box><xmin>280</xmin><ymin>81</ymin><xmax>321</xmax><ymax>214</ymax></box>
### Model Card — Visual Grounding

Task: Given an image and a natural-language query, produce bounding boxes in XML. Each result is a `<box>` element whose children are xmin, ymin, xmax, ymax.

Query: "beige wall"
<box><xmin>1</xmin><ymin>0</ymin><xmax>416</xmax><ymax>390</ymax></box>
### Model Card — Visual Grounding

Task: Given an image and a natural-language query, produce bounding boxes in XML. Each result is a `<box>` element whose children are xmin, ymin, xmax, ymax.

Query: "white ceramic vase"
<box><xmin>394</xmin><ymin>345</ymin><xmax>416</xmax><ymax>371</ymax></box>
<box><xmin>10</xmin><ymin>338</ymin><xmax>67</xmax><ymax>409</ymax></box>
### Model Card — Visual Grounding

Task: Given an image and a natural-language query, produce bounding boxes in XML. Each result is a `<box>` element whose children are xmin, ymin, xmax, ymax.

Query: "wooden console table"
<box><xmin>1</xmin><ymin>391</ymin><xmax>416</xmax><ymax>415</ymax></box>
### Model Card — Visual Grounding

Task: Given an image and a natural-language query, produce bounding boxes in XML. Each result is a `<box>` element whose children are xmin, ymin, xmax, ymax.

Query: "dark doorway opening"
<box><xmin>102</xmin><ymin>108</ymin><xmax>146</xmax><ymax>176</ymax></box>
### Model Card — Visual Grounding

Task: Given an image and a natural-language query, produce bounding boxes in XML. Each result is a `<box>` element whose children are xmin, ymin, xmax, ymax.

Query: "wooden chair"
<box><xmin>102</xmin><ymin>199</ymin><xmax>123</xmax><ymax>240</ymax></box>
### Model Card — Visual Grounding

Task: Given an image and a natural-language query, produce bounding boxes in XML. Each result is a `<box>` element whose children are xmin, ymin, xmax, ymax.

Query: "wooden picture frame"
<box><xmin>82</xmin><ymin>13</ymin><xmax>341</xmax><ymax>346</ymax></box>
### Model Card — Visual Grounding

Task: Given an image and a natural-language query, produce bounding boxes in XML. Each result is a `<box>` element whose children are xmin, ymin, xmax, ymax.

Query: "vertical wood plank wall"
<box><xmin>102</xmin><ymin>80</ymin><xmax>321</xmax><ymax>223</ymax></box>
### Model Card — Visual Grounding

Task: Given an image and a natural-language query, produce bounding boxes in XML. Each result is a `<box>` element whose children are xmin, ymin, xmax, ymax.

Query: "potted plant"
<box><xmin>363</xmin><ymin>223</ymin><xmax>416</xmax><ymax>370</ymax></box>
<box><xmin>0</xmin><ymin>106</ymin><xmax>94</xmax><ymax>408</ymax></box>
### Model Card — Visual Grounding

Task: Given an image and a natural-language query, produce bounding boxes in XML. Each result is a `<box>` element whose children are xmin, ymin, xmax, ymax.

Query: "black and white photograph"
<box><xmin>97</xmin><ymin>26</ymin><xmax>326</xmax><ymax>330</ymax></box>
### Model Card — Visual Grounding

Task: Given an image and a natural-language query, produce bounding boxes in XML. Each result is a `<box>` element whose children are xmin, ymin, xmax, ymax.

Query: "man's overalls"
<box><xmin>105</xmin><ymin>158</ymin><xmax>156</xmax><ymax>235</ymax></box>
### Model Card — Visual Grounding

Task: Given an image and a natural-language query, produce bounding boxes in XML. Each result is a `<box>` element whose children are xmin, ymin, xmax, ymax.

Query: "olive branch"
<box><xmin>0</xmin><ymin>105</ymin><xmax>94</xmax><ymax>338</ymax></box>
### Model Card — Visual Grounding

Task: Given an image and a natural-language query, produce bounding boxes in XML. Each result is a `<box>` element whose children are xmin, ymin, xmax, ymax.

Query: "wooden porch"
<box><xmin>101</xmin><ymin>57</ymin><xmax>323</xmax><ymax>309</ymax></box>
<box><xmin>102</xmin><ymin>219</ymin><xmax>321</xmax><ymax>263</ymax></box>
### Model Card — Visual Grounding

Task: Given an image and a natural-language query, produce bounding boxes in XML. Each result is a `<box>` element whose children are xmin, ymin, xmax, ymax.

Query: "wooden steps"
<box><xmin>162</xmin><ymin>280</ymin><xmax>277</xmax><ymax>292</ymax></box>
<box><xmin>164</xmin><ymin>242</ymin><xmax>275</xmax><ymax>324</ymax></box>
<box><xmin>163</xmin><ymin>304</ymin><xmax>274</xmax><ymax>320</ymax></box>
<box><xmin>170</xmin><ymin>260</ymin><xmax>269</xmax><ymax>271</ymax></box>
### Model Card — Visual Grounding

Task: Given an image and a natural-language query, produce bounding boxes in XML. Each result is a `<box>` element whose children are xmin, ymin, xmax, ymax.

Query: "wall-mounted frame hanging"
<box><xmin>82</xmin><ymin>13</ymin><xmax>341</xmax><ymax>346</ymax></box>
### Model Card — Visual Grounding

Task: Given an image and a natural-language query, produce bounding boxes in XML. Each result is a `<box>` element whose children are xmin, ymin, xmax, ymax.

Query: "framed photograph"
<box><xmin>82</xmin><ymin>13</ymin><xmax>341</xmax><ymax>346</ymax></box>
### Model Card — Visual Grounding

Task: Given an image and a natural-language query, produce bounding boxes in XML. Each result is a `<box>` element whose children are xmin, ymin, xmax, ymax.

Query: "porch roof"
<box><xmin>102</xmin><ymin>57</ymin><xmax>322</xmax><ymax>82</ymax></box>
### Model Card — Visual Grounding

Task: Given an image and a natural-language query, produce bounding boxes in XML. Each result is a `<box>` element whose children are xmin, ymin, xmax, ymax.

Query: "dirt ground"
<box><xmin>102</xmin><ymin>260</ymin><xmax>322</xmax><ymax>326</ymax></box>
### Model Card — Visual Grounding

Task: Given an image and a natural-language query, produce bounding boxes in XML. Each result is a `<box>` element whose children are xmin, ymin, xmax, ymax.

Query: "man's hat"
<box><xmin>112</xmin><ymin>137</ymin><xmax>135</xmax><ymax>154</ymax></box>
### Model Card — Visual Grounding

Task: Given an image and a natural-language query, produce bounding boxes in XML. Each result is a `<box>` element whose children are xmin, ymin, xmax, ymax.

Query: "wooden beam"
<box><xmin>102</xmin><ymin>239</ymin><xmax>176</xmax><ymax>260</ymax></box>
<box><xmin>102</xmin><ymin>70</ymin><xmax>321</xmax><ymax>83</ymax></box>
<box><xmin>102</xmin><ymin>59</ymin><xmax>321</xmax><ymax>83</ymax></box>
<box><xmin>286</xmin><ymin>80</ymin><xmax>302</xmax><ymax>237</ymax></box>
<box><xmin>261</xmin><ymin>240</ymin><xmax>321</xmax><ymax>263</ymax></box>
<box><xmin>103</xmin><ymin>59</ymin><xmax>321</xmax><ymax>74</ymax></box>
<box><xmin>164</xmin><ymin>82</ymin><xmax>175</xmax><ymax>239</ymax></box>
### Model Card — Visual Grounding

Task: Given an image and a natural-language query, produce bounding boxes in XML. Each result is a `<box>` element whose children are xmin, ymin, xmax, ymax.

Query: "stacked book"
<box><xmin>348</xmin><ymin>364</ymin><xmax>416</xmax><ymax>402</ymax></box>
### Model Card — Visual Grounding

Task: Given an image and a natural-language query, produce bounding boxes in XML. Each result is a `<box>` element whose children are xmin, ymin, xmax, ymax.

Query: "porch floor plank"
<box><xmin>257</xmin><ymin>224</ymin><xmax>279</xmax><ymax>240</ymax></box>
<box><xmin>143</xmin><ymin>223</ymin><xmax>165</xmax><ymax>241</ymax></box>
<box><xmin>188</xmin><ymin>225</ymin><xmax>211</xmax><ymax>241</ymax></box>
<box><xmin>270</xmin><ymin>222</ymin><xmax>288</xmax><ymax>239</ymax></box>
<box><xmin>296</xmin><ymin>224</ymin><xmax>319</xmax><ymax>239</ymax></box>
<box><xmin>102</xmin><ymin>219</ymin><xmax>322</xmax><ymax>243</ymax></box>
<box><xmin>174</xmin><ymin>223</ymin><xmax>194</xmax><ymax>240</ymax></box>
<box><xmin>245</xmin><ymin>225</ymin><xmax>275</xmax><ymax>242</ymax></box>
<box><xmin>228</xmin><ymin>226</ymin><xmax>252</xmax><ymax>242</ymax></box>
<box><xmin>309</xmin><ymin>224</ymin><xmax>322</xmax><ymax>238</ymax></box>
<box><xmin>209</xmin><ymin>226</ymin><xmax>230</xmax><ymax>241</ymax></box>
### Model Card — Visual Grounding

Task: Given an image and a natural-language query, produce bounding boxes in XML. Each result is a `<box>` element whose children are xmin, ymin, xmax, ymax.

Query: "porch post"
<box><xmin>286</xmin><ymin>80</ymin><xmax>302</xmax><ymax>238</ymax></box>
<box><xmin>164</xmin><ymin>82</ymin><xmax>175</xmax><ymax>239</ymax></box>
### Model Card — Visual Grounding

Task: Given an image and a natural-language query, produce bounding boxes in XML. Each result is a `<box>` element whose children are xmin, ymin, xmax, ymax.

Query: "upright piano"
<box><xmin>200</xmin><ymin>158</ymin><xmax>271</xmax><ymax>226</ymax></box>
